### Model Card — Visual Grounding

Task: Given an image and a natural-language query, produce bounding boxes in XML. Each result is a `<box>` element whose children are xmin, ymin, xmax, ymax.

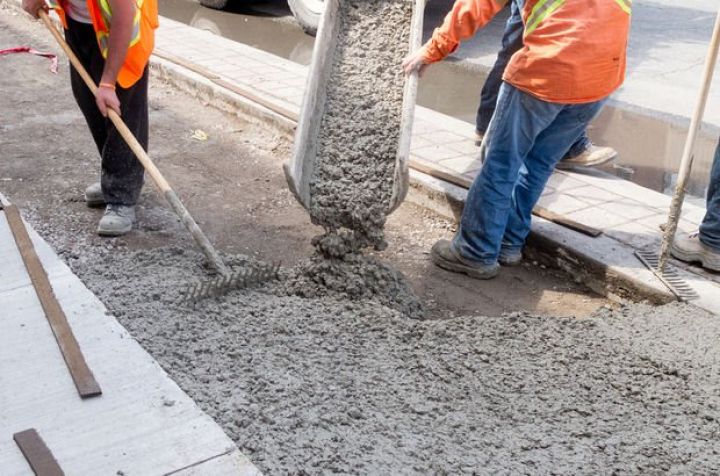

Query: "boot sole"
<box><xmin>431</xmin><ymin>251</ymin><xmax>499</xmax><ymax>280</ymax></box>
<box><xmin>97</xmin><ymin>225</ymin><xmax>133</xmax><ymax>237</ymax></box>
<box><xmin>671</xmin><ymin>247</ymin><xmax>720</xmax><ymax>272</ymax></box>
<box><xmin>555</xmin><ymin>153</ymin><xmax>617</xmax><ymax>170</ymax></box>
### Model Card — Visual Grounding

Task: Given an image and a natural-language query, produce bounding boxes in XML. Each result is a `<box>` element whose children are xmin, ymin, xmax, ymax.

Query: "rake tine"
<box><xmin>179</xmin><ymin>261</ymin><xmax>283</xmax><ymax>303</ymax></box>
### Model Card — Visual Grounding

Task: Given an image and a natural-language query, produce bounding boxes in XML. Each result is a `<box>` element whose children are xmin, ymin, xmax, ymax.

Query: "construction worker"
<box><xmin>671</xmin><ymin>138</ymin><xmax>720</xmax><ymax>271</ymax></box>
<box><xmin>22</xmin><ymin>0</ymin><xmax>158</xmax><ymax>236</ymax></box>
<box><xmin>475</xmin><ymin>1</ymin><xmax>618</xmax><ymax>169</ymax></box>
<box><xmin>403</xmin><ymin>0</ymin><xmax>632</xmax><ymax>279</ymax></box>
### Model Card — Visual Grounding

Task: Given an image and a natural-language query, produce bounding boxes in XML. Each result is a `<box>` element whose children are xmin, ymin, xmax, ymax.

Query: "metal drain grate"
<box><xmin>635</xmin><ymin>249</ymin><xmax>699</xmax><ymax>302</ymax></box>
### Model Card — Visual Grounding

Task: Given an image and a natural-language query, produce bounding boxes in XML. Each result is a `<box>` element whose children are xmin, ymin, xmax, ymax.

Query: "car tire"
<box><xmin>199</xmin><ymin>0</ymin><xmax>229</xmax><ymax>10</ymax></box>
<box><xmin>287</xmin><ymin>0</ymin><xmax>323</xmax><ymax>35</ymax></box>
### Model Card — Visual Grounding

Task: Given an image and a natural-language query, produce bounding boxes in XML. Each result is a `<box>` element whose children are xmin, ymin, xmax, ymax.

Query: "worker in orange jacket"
<box><xmin>404</xmin><ymin>0</ymin><xmax>631</xmax><ymax>279</ymax></box>
<box><xmin>22</xmin><ymin>0</ymin><xmax>158</xmax><ymax>236</ymax></box>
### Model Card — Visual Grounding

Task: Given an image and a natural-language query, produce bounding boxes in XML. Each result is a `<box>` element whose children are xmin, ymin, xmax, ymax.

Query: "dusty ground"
<box><xmin>3</xmin><ymin>9</ymin><xmax>720</xmax><ymax>474</ymax></box>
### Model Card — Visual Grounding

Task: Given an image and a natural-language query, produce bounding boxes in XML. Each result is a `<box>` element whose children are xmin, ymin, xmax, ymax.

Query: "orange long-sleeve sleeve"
<box><xmin>421</xmin><ymin>0</ymin><xmax>508</xmax><ymax>64</ymax></box>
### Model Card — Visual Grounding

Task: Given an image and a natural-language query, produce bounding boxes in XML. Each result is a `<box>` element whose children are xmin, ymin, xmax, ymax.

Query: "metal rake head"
<box><xmin>635</xmin><ymin>249</ymin><xmax>699</xmax><ymax>302</ymax></box>
<box><xmin>182</xmin><ymin>261</ymin><xmax>281</xmax><ymax>303</ymax></box>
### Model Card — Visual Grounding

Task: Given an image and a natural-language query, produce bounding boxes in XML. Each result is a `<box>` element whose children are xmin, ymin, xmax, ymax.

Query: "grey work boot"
<box><xmin>97</xmin><ymin>204</ymin><xmax>136</xmax><ymax>237</ymax></box>
<box><xmin>671</xmin><ymin>232</ymin><xmax>720</xmax><ymax>272</ymax></box>
<box><xmin>499</xmin><ymin>248</ymin><xmax>523</xmax><ymax>267</ymax></box>
<box><xmin>431</xmin><ymin>239</ymin><xmax>499</xmax><ymax>280</ymax></box>
<box><xmin>556</xmin><ymin>145</ymin><xmax>618</xmax><ymax>170</ymax></box>
<box><xmin>84</xmin><ymin>182</ymin><xmax>105</xmax><ymax>208</ymax></box>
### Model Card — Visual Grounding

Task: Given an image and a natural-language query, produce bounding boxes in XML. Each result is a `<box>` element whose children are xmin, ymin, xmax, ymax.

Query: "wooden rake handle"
<box><xmin>658</xmin><ymin>7</ymin><xmax>720</xmax><ymax>271</ymax></box>
<box><xmin>39</xmin><ymin>10</ymin><xmax>229</xmax><ymax>275</ymax></box>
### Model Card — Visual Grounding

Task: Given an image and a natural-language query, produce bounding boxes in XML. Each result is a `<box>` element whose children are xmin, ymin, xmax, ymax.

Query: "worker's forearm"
<box><xmin>422</xmin><ymin>0</ymin><xmax>508</xmax><ymax>63</ymax></box>
<box><xmin>100</xmin><ymin>0</ymin><xmax>134</xmax><ymax>85</ymax></box>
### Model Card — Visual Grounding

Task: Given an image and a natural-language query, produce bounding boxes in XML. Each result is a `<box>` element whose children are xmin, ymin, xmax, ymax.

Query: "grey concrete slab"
<box><xmin>0</xmin><ymin>201</ymin><xmax>260</xmax><ymax>475</ymax></box>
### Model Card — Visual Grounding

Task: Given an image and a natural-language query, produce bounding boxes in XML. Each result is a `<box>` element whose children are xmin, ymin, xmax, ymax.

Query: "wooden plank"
<box><xmin>408</xmin><ymin>157</ymin><xmax>603</xmax><ymax>238</ymax></box>
<box><xmin>3</xmin><ymin>204</ymin><xmax>101</xmax><ymax>398</ymax></box>
<box><xmin>533</xmin><ymin>206</ymin><xmax>603</xmax><ymax>237</ymax></box>
<box><xmin>13</xmin><ymin>429</ymin><xmax>64</xmax><ymax>476</ymax></box>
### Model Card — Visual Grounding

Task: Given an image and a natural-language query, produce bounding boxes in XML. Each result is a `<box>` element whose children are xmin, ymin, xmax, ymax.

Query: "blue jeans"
<box><xmin>699</xmin><ymin>138</ymin><xmax>720</xmax><ymax>251</ymax></box>
<box><xmin>455</xmin><ymin>83</ymin><xmax>607</xmax><ymax>265</ymax></box>
<box><xmin>475</xmin><ymin>1</ymin><xmax>590</xmax><ymax>159</ymax></box>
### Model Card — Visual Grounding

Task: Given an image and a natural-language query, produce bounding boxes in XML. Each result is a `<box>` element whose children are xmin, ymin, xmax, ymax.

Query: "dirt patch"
<box><xmin>311</xmin><ymin>0</ymin><xmax>413</xmax><ymax>251</ymax></box>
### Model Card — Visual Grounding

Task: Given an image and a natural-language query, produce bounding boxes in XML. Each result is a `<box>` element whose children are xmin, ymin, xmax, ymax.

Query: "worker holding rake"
<box><xmin>403</xmin><ymin>0</ymin><xmax>632</xmax><ymax>279</ymax></box>
<box><xmin>22</xmin><ymin>0</ymin><xmax>158</xmax><ymax>236</ymax></box>
<box><xmin>671</xmin><ymin>138</ymin><xmax>720</xmax><ymax>272</ymax></box>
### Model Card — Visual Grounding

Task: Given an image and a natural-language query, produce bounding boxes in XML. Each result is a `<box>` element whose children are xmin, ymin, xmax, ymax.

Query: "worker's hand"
<box><xmin>96</xmin><ymin>85</ymin><xmax>121</xmax><ymax>118</ymax></box>
<box><xmin>22</xmin><ymin>0</ymin><xmax>47</xmax><ymax>18</ymax></box>
<box><xmin>402</xmin><ymin>49</ymin><xmax>430</xmax><ymax>78</ymax></box>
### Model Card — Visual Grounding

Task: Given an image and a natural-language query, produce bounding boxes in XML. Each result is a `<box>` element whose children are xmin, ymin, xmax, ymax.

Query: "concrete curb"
<box><xmin>149</xmin><ymin>53</ymin><xmax>675</xmax><ymax>305</ymax></box>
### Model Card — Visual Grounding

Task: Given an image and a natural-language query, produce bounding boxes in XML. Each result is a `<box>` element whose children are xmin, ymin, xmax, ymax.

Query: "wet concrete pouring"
<box><xmin>3</xmin><ymin>9</ymin><xmax>720</xmax><ymax>474</ymax></box>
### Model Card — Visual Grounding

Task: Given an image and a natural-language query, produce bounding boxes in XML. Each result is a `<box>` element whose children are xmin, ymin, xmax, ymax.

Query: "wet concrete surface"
<box><xmin>158</xmin><ymin>0</ymin><xmax>716</xmax><ymax>198</ymax></box>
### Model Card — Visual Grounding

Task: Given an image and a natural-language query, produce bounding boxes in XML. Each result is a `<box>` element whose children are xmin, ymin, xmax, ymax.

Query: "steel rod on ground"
<box><xmin>658</xmin><ymin>7</ymin><xmax>720</xmax><ymax>271</ymax></box>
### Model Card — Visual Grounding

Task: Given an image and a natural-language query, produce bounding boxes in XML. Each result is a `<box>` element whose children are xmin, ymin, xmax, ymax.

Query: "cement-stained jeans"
<box><xmin>65</xmin><ymin>17</ymin><xmax>147</xmax><ymax>206</ymax></box>
<box><xmin>454</xmin><ymin>83</ymin><xmax>607</xmax><ymax>265</ymax></box>
<box><xmin>699</xmin><ymin>138</ymin><xmax>720</xmax><ymax>251</ymax></box>
<box><xmin>475</xmin><ymin>0</ymin><xmax>590</xmax><ymax>159</ymax></box>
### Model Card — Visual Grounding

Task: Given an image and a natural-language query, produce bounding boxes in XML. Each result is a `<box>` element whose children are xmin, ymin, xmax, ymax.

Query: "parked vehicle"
<box><xmin>199</xmin><ymin>0</ymin><xmax>323</xmax><ymax>34</ymax></box>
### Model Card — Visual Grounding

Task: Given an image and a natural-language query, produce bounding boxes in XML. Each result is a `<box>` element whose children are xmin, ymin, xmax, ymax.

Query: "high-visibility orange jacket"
<box><xmin>51</xmin><ymin>0</ymin><xmax>159</xmax><ymax>88</ymax></box>
<box><xmin>421</xmin><ymin>0</ymin><xmax>632</xmax><ymax>104</ymax></box>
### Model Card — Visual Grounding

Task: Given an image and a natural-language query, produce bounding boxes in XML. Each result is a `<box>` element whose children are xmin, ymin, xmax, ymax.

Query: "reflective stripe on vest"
<box><xmin>524</xmin><ymin>0</ymin><xmax>566</xmax><ymax>38</ymax></box>
<box><xmin>614</xmin><ymin>0</ymin><xmax>632</xmax><ymax>14</ymax></box>
<box><xmin>524</xmin><ymin>0</ymin><xmax>631</xmax><ymax>38</ymax></box>
<box><xmin>95</xmin><ymin>0</ymin><xmax>143</xmax><ymax>57</ymax></box>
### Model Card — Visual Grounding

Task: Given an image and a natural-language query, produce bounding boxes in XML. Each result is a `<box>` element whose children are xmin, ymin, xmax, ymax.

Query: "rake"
<box><xmin>638</xmin><ymin>7</ymin><xmax>720</xmax><ymax>299</ymax></box>
<box><xmin>182</xmin><ymin>261</ymin><xmax>281</xmax><ymax>303</ymax></box>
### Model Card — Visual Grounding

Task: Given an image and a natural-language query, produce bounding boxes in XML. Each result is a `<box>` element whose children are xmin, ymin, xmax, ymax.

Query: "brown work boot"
<box><xmin>670</xmin><ymin>232</ymin><xmax>720</xmax><ymax>272</ymax></box>
<box><xmin>556</xmin><ymin>144</ymin><xmax>618</xmax><ymax>170</ymax></box>
<box><xmin>431</xmin><ymin>239</ymin><xmax>499</xmax><ymax>280</ymax></box>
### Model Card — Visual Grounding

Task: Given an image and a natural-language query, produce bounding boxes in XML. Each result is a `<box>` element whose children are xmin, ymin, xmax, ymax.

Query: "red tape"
<box><xmin>0</xmin><ymin>46</ymin><xmax>58</xmax><ymax>73</ymax></box>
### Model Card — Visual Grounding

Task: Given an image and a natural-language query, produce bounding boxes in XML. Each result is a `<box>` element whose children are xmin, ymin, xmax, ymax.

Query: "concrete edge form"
<box><xmin>0</xmin><ymin>193</ymin><xmax>262</xmax><ymax>475</ymax></box>
<box><xmin>148</xmin><ymin>51</ymin><xmax>677</xmax><ymax>305</ymax></box>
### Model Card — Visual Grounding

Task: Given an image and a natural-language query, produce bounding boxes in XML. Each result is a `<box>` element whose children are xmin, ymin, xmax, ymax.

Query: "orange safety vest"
<box><xmin>50</xmin><ymin>0</ymin><xmax>159</xmax><ymax>88</ymax></box>
<box><xmin>422</xmin><ymin>0</ymin><xmax>632</xmax><ymax>104</ymax></box>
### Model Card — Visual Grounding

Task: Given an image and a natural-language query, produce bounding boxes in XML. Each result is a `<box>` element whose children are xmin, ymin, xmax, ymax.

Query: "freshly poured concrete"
<box><xmin>311</xmin><ymin>0</ymin><xmax>413</xmax><ymax>249</ymax></box>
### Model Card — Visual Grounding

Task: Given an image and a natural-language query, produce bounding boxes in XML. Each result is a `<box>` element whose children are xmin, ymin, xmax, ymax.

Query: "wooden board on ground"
<box><xmin>3</xmin><ymin>204</ymin><xmax>101</xmax><ymax>399</ymax></box>
<box><xmin>13</xmin><ymin>429</ymin><xmax>64</xmax><ymax>476</ymax></box>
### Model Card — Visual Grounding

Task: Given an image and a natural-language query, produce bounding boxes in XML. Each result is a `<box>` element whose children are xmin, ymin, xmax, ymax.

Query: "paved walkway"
<box><xmin>0</xmin><ymin>195</ymin><xmax>260</xmax><ymax>474</ymax></box>
<box><xmin>151</xmin><ymin>17</ymin><xmax>720</xmax><ymax>315</ymax></box>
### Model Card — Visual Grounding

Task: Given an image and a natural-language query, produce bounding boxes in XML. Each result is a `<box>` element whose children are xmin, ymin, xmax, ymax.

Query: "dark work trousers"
<box><xmin>64</xmin><ymin>16</ymin><xmax>148</xmax><ymax>206</ymax></box>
